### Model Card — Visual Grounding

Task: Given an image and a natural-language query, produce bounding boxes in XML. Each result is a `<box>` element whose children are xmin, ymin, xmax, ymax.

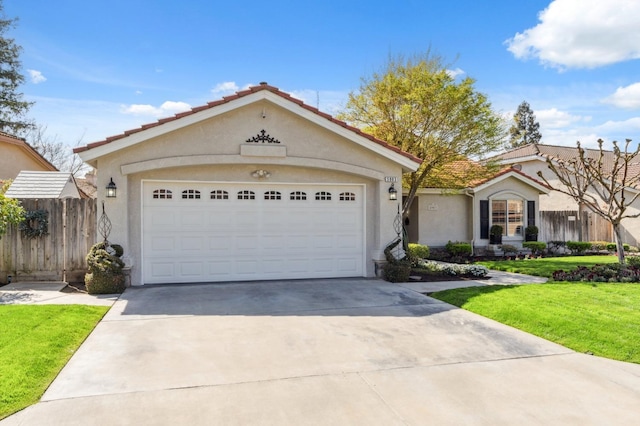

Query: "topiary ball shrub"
<box><xmin>85</xmin><ymin>272</ymin><xmax>126</xmax><ymax>294</ymax></box>
<box><xmin>85</xmin><ymin>241</ymin><xmax>126</xmax><ymax>294</ymax></box>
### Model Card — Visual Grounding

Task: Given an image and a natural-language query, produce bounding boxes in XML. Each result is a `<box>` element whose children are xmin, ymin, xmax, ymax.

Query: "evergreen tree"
<box><xmin>509</xmin><ymin>101</ymin><xmax>541</xmax><ymax>148</ymax></box>
<box><xmin>0</xmin><ymin>2</ymin><xmax>33</xmax><ymax>135</ymax></box>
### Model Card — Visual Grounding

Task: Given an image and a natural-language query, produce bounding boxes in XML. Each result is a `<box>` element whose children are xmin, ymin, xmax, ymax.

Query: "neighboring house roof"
<box><xmin>0</xmin><ymin>131</ymin><xmax>58</xmax><ymax>173</ymax></box>
<box><xmin>493</xmin><ymin>143</ymin><xmax>638</xmax><ymax>171</ymax></box>
<box><xmin>469</xmin><ymin>167</ymin><xmax>551</xmax><ymax>194</ymax></box>
<box><xmin>74</xmin><ymin>82</ymin><xmax>422</xmax><ymax>169</ymax></box>
<box><xmin>5</xmin><ymin>171</ymin><xmax>81</xmax><ymax>199</ymax></box>
<box><xmin>492</xmin><ymin>143</ymin><xmax>640</xmax><ymax>189</ymax></box>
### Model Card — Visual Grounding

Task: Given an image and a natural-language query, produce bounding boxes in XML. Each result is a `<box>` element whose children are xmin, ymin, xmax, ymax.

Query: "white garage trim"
<box><xmin>122</xmin><ymin>155</ymin><xmax>386</xmax><ymax>180</ymax></box>
<box><xmin>141</xmin><ymin>179</ymin><xmax>366</xmax><ymax>284</ymax></box>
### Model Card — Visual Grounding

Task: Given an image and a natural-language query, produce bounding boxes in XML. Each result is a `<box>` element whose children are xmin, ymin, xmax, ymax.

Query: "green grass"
<box><xmin>432</xmin><ymin>283</ymin><xmax>640</xmax><ymax>364</ymax></box>
<box><xmin>0</xmin><ymin>305</ymin><xmax>109</xmax><ymax>419</ymax></box>
<box><xmin>477</xmin><ymin>255</ymin><xmax>619</xmax><ymax>277</ymax></box>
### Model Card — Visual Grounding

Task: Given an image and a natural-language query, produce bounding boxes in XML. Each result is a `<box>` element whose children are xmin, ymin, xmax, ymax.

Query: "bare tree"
<box><xmin>537</xmin><ymin>139</ymin><xmax>640</xmax><ymax>263</ymax></box>
<box><xmin>26</xmin><ymin>124</ymin><xmax>88</xmax><ymax>175</ymax></box>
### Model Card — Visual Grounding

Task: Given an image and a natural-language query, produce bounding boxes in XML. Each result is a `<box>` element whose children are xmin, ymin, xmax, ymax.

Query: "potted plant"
<box><xmin>525</xmin><ymin>225</ymin><xmax>538</xmax><ymax>242</ymax></box>
<box><xmin>489</xmin><ymin>224</ymin><xmax>503</xmax><ymax>245</ymax></box>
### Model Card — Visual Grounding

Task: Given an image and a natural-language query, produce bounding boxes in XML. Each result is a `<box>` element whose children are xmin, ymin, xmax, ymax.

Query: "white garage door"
<box><xmin>142</xmin><ymin>181</ymin><xmax>365</xmax><ymax>284</ymax></box>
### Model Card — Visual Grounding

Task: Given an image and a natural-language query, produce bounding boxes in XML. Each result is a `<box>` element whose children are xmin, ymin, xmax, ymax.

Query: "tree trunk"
<box><xmin>613</xmin><ymin>223</ymin><xmax>625</xmax><ymax>264</ymax></box>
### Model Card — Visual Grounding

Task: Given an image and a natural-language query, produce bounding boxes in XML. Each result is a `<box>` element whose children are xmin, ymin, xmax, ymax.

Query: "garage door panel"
<box><xmin>179</xmin><ymin>261</ymin><xmax>203</xmax><ymax>277</ymax></box>
<box><xmin>208</xmin><ymin>260</ymin><xmax>232</xmax><ymax>276</ymax></box>
<box><xmin>149</xmin><ymin>236</ymin><xmax>176</xmax><ymax>253</ymax></box>
<box><xmin>337</xmin><ymin>258</ymin><xmax>360</xmax><ymax>273</ymax></box>
<box><xmin>147</xmin><ymin>261</ymin><xmax>175</xmax><ymax>279</ymax></box>
<box><xmin>143</xmin><ymin>182</ymin><xmax>364</xmax><ymax>284</ymax></box>
<box><xmin>180</xmin><ymin>236</ymin><xmax>204</xmax><ymax>251</ymax></box>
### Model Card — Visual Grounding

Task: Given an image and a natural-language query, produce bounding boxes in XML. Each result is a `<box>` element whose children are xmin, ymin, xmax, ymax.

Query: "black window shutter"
<box><xmin>527</xmin><ymin>201</ymin><xmax>536</xmax><ymax>227</ymax></box>
<box><xmin>480</xmin><ymin>200</ymin><xmax>489</xmax><ymax>239</ymax></box>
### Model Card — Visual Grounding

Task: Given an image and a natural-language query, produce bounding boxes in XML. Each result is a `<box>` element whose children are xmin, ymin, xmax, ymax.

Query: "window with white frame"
<box><xmin>492</xmin><ymin>199</ymin><xmax>523</xmax><ymax>236</ymax></box>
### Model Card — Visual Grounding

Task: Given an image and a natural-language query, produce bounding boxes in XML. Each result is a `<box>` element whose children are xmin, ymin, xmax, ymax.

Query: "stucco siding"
<box><xmin>93</xmin><ymin>100</ymin><xmax>405</xmax><ymax>285</ymax></box>
<box><xmin>416</xmin><ymin>193</ymin><xmax>470</xmax><ymax>247</ymax></box>
<box><xmin>0</xmin><ymin>143</ymin><xmax>52</xmax><ymax>180</ymax></box>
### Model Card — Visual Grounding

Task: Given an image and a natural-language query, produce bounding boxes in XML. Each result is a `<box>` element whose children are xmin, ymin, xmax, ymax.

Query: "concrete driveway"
<box><xmin>3</xmin><ymin>278</ymin><xmax>640</xmax><ymax>425</ymax></box>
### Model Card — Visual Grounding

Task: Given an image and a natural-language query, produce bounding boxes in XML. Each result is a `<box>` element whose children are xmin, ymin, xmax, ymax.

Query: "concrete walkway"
<box><xmin>2</xmin><ymin>276</ymin><xmax>639</xmax><ymax>425</ymax></box>
<box><xmin>0</xmin><ymin>282</ymin><xmax>118</xmax><ymax>306</ymax></box>
<box><xmin>399</xmin><ymin>269</ymin><xmax>548</xmax><ymax>293</ymax></box>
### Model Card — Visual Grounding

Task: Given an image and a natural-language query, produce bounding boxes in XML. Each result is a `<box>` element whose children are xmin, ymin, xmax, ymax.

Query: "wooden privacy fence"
<box><xmin>539</xmin><ymin>210</ymin><xmax>613</xmax><ymax>243</ymax></box>
<box><xmin>0</xmin><ymin>198</ymin><xmax>97</xmax><ymax>283</ymax></box>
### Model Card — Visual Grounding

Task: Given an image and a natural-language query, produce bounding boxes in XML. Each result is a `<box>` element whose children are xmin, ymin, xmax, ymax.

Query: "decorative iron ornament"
<box><xmin>393</xmin><ymin>204</ymin><xmax>404</xmax><ymax>259</ymax></box>
<box><xmin>246</xmin><ymin>129</ymin><xmax>281</xmax><ymax>144</ymax></box>
<box><xmin>98</xmin><ymin>201</ymin><xmax>112</xmax><ymax>243</ymax></box>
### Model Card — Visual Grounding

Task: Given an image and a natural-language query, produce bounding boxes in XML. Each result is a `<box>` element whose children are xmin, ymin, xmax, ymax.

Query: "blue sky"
<box><xmin>7</xmin><ymin>0</ymin><xmax>640</xmax><ymax>151</ymax></box>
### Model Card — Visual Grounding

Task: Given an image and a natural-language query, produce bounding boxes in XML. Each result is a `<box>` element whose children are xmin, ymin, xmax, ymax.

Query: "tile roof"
<box><xmin>73</xmin><ymin>83</ymin><xmax>422</xmax><ymax>165</ymax></box>
<box><xmin>470</xmin><ymin>166</ymin><xmax>551</xmax><ymax>190</ymax></box>
<box><xmin>5</xmin><ymin>171</ymin><xmax>78</xmax><ymax>199</ymax></box>
<box><xmin>492</xmin><ymin>143</ymin><xmax>640</xmax><ymax>187</ymax></box>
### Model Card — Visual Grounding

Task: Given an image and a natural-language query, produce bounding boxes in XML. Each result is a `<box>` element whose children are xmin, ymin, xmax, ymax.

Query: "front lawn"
<box><xmin>431</xmin><ymin>283</ymin><xmax>640</xmax><ymax>364</ymax></box>
<box><xmin>477</xmin><ymin>255</ymin><xmax>619</xmax><ymax>277</ymax></box>
<box><xmin>0</xmin><ymin>305</ymin><xmax>109</xmax><ymax>419</ymax></box>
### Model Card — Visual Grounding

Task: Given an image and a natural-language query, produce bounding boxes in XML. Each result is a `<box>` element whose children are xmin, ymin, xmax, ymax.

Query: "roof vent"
<box><xmin>259</xmin><ymin>81</ymin><xmax>268</xmax><ymax>86</ymax></box>
<box><xmin>513</xmin><ymin>164</ymin><xmax>522</xmax><ymax>171</ymax></box>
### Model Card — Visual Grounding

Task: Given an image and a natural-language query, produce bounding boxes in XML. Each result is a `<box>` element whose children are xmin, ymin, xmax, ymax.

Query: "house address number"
<box><xmin>384</xmin><ymin>176</ymin><xmax>399</xmax><ymax>182</ymax></box>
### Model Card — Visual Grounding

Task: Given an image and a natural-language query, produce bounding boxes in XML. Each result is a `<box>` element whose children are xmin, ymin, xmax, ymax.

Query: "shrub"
<box><xmin>566</xmin><ymin>241</ymin><xmax>591</xmax><ymax>254</ymax></box>
<box><xmin>626</xmin><ymin>256</ymin><xmax>640</xmax><ymax>267</ymax></box>
<box><xmin>590</xmin><ymin>241</ymin><xmax>609</xmax><ymax>251</ymax></box>
<box><xmin>500</xmin><ymin>244</ymin><xmax>518</xmax><ymax>255</ymax></box>
<box><xmin>85</xmin><ymin>241</ymin><xmax>126</xmax><ymax>294</ymax></box>
<box><xmin>522</xmin><ymin>241</ymin><xmax>546</xmax><ymax>255</ymax></box>
<box><xmin>604</xmin><ymin>242</ymin><xmax>630</xmax><ymax>252</ymax></box>
<box><xmin>383</xmin><ymin>262</ymin><xmax>412</xmax><ymax>283</ymax></box>
<box><xmin>382</xmin><ymin>238</ymin><xmax>411</xmax><ymax>282</ymax></box>
<box><xmin>407</xmin><ymin>243</ymin><xmax>430</xmax><ymax>259</ymax></box>
<box><xmin>445</xmin><ymin>241</ymin><xmax>472</xmax><ymax>257</ymax></box>
<box><xmin>553</xmin><ymin>263</ymin><xmax>640</xmax><ymax>282</ymax></box>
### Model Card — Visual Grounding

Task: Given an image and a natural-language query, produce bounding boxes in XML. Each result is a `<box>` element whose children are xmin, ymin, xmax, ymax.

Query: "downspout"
<box><xmin>62</xmin><ymin>198</ymin><xmax>67</xmax><ymax>283</ymax></box>
<box><xmin>465</xmin><ymin>189</ymin><xmax>475</xmax><ymax>256</ymax></box>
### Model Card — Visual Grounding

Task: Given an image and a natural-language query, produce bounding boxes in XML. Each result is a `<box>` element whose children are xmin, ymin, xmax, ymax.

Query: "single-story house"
<box><xmin>491</xmin><ymin>144</ymin><xmax>640</xmax><ymax>245</ymax></box>
<box><xmin>75</xmin><ymin>83</ymin><xmax>422</xmax><ymax>285</ymax></box>
<box><xmin>5</xmin><ymin>170</ymin><xmax>82</xmax><ymax>199</ymax></box>
<box><xmin>0</xmin><ymin>131</ymin><xmax>57</xmax><ymax>181</ymax></box>
<box><xmin>405</xmin><ymin>166</ymin><xmax>550</xmax><ymax>252</ymax></box>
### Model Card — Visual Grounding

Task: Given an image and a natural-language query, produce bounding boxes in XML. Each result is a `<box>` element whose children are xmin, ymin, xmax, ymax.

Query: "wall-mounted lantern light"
<box><xmin>106</xmin><ymin>178</ymin><xmax>117</xmax><ymax>198</ymax></box>
<box><xmin>388</xmin><ymin>183</ymin><xmax>398</xmax><ymax>201</ymax></box>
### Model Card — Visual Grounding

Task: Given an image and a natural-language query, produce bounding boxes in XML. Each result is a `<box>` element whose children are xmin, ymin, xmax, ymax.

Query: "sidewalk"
<box><xmin>0</xmin><ymin>282</ymin><xmax>118</xmax><ymax>306</ymax></box>
<box><xmin>398</xmin><ymin>269</ymin><xmax>548</xmax><ymax>293</ymax></box>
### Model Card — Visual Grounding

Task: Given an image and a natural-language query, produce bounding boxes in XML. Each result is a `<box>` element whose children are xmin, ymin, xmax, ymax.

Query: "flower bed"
<box><xmin>414</xmin><ymin>260</ymin><xmax>489</xmax><ymax>278</ymax></box>
<box><xmin>552</xmin><ymin>263</ymin><xmax>640</xmax><ymax>283</ymax></box>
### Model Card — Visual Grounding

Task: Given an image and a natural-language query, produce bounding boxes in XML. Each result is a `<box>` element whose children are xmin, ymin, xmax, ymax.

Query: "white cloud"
<box><xmin>211</xmin><ymin>81</ymin><xmax>239</xmax><ymax>96</ymax></box>
<box><xmin>446</xmin><ymin>68</ymin><xmax>465</xmax><ymax>78</ymax></box>
<box><xmin>27</xmin><ymin>69</ymin><xmax>47</xmax><ymax>84</ymax></box>
<box><xmin>536</xmin><ymin>108</ymin><xmax>585</xmax><ymax>129</ymax></box>
<box><xmin>505</xmin><ymin>0</ymin><xmax>640</xmax><ymax>69</ymax></box>
<box><xmin>602</xmin><ymin>83</ymin><xmax>640</xmax><ymax>109</ymax></box>
<box><xmin>120</xmin><ymin>101</ymin><xmax>192</xmax><ymax>117</ymax></box>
